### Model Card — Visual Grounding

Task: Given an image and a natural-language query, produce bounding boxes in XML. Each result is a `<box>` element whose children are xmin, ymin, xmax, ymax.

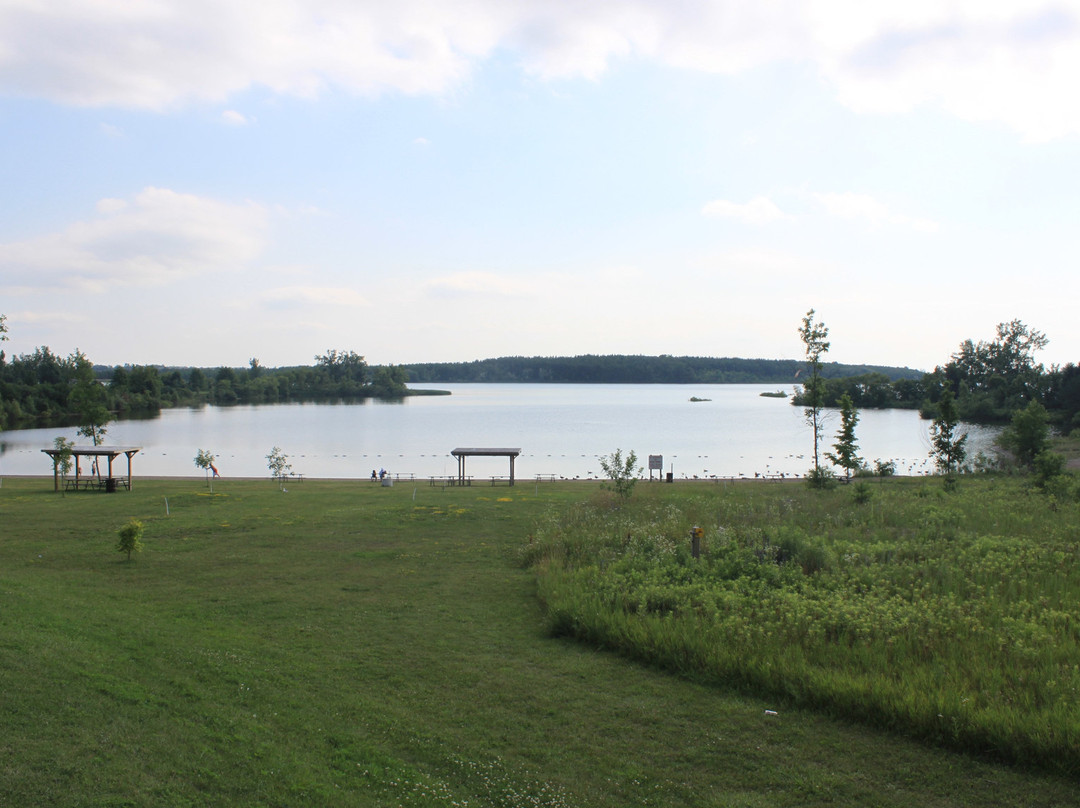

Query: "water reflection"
<box><xmin>0</xmin><ymin>384</ymin><xmax>998</xmax><ymax>480</ymax></box>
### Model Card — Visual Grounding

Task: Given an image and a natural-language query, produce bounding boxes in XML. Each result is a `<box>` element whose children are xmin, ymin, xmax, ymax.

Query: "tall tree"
<box><xmin>930</xmin><ymin>388</ymin><xmax>967</xmax><ymax>481</ymax></box>
<box><xmin>0</xmin><ymin>314</ymin><xmax>8</xmax><ymax>430</ymax></box>
<box><xmin>825</xmin><ymin>393</ymin><xmax>861</xmax><ymax>481</ymax></box>
<box><xmin>798</xmin><ymin>309</ymin><xmax>831</xmax><ymax>476</ymax></box>
<box><xmin>68</xmin><ymin>351</ymin><xmax>110</xmax><ymax>447</ymax></box>
<box><xmin>933</xmin><ymin>319</ymin><xmax>1049</xmax><ymax>421</ymax></box>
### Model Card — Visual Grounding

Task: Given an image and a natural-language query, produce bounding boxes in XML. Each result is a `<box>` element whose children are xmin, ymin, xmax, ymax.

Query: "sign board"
<box><xmin>648</xmin><ymin>455</ymin><xmax>663</xmax><ymax>471</ymax></box>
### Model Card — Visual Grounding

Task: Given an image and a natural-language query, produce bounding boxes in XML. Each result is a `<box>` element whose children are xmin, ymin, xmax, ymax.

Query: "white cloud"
<box><xmin>0</xmin><ymin>188</ymin><xmax>268</xmax><ymax>291</ymax></box>
<box><xmin>261</xmin><ymin>285</ymin><xmax>370</xmax><ymax>307</ymax></box>
<box><xmin>702</xmin><ymin>191</ymin><xmax>937</xmax><ymax>231</ymax></box>
<box><xmin>2</xmin><ymin>2</ymin><xmax>1078</xmax><ymax>139</ymax></box>
<box><xmin>812</xmin><ymin>191</ymin><xmax>939</xmax><ymax>232</ymax></box>
<box><xmin>421</xmin><ymin>270</ymin><xmax>536</xmax><ymax>299</ymax></box>
<box><xmin>702</xmin><ymin>196</ymin><xmax>789</xmax><ymax>225</ymax></box>
<box><xmin>222</xmin><ymin>109</ymin><xmax>252</xmax><ymax>125</ymax></box>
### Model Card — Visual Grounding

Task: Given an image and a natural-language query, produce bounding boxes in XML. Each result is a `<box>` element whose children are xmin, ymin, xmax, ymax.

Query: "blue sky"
<box><xmin>1</xmin><ymin>1</ymin><xmax>1078</xmax><ymax>372</ymax></box>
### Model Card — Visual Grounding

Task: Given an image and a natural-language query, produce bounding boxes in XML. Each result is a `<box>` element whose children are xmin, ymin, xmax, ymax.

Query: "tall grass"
<box><xmin>524</xmin><ymin>478</ymin><xmax>1080</xmax><ymax>774</ymax></box>
<box><xmin>3</xmin><ymin>476</ymin><xmax>1078</xmax><ymax>805</ymax></box>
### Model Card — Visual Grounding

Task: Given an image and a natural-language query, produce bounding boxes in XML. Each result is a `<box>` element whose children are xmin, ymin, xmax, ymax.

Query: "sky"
<box><xmin>1</xmin><ymin>1</ymin><xmax>1078</xmax><ymax>373</ymax></box>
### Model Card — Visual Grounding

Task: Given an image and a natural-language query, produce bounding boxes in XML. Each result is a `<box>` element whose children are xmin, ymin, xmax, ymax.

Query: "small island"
<box><xmin>759</xmin><ymin>390</ymin><xmax>789</xmax><ymax>398</ymax></box>
<box><xmin>689</xmin><ymin>396</ymin><xmax>712</xmax><ymax>402</ymax></box>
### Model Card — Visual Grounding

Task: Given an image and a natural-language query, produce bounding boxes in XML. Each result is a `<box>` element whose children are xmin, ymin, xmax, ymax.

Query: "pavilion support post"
<box><xmin>509</xmin><ymin>455</ymin><xmax>516</xmax><ymax>486</ymax></box>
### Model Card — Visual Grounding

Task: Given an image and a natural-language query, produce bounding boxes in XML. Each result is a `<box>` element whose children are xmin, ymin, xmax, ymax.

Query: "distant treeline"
<box><xmin>401</xmin><ymin>355</ymin><xmax>923</xmax><ymax>385</ymax></box>
<box><xmin>0</xmin><ymin>347</ymin><xmax>415</xmax><ymax>432</ymax></box>
<box><xmin>402</xmin><ymin>334</ymin><xmax>1080</xmax><ymax>429</ymax></box>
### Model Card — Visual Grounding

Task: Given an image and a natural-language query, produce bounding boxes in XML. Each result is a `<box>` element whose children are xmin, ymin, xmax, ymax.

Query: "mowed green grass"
<box><xmin>0</xmin><ymin>477</ymin><xmax>1076</xmax><ymax>807</ymax></box>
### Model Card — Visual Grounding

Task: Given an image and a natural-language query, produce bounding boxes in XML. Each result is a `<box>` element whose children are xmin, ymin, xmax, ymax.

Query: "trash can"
<box><xmin>105</xmin><ymin>477</ymin><xmax>117</xmax><ymax>493</ymax></box>
<box><xmin>666</xmin><ymin>472</ymin><xmax>673</xmax><ymax>483</ymax></box>
<box><xmin>381</xmin><ymin>478</ymin><xmax>393</xmax><ymax>487</ymax></box>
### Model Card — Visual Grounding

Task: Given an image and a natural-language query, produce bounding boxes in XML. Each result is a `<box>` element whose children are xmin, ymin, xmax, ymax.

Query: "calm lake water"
<box><xmin>0</xmin><ymin>383</ymin><xmax>996</xmax><ymax>480</ymax></box>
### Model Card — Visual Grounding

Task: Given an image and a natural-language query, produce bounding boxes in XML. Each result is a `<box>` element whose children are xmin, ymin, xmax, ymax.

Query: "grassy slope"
<box><xmin>0</xmin><ymin>477</ymin><xmax>1076</xmax><ymax>807</ymax></box>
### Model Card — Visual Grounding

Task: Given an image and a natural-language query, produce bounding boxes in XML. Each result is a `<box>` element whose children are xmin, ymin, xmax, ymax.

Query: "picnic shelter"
<box><xmin>41</xmin><ymin>445</ymin><xmax>142</xmax><ymax>492</ymax></box>
<box><xmin>450</xmin><ymin>447</ymin><xmax>521</xmax><ymax>486</ymax></box>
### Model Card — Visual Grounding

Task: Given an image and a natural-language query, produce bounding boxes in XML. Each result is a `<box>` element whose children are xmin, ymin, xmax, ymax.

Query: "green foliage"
<box><xmin>1031</xmin><ymin>450</ymin><xmax>1067</xmax><ymax>491</ymax></box>
<box><xmin>998</xmin><ymin>399</ymin><xmax>1052</xmax><ymax>469</ymax></box>
<box><xmin>266</xmin><ymin>446</ymin><xmax>292</xmax><ymax>488</ymax></box>
<box><xmin>400</xmin><ymin>354</ymin><xmax>920</xmax><ymax>385</ymax></box>
<box><xmin>0</xmin><ymin>346</ymin><xmax>412</xmax><ymax>432</ymax></box>
<box><xmin>804</xmin><ymin>465</ymin><xmax>838</xmax><ymax>490</ymax></box>
<box><xmin>194</xmin><ymin>448</ymin><xmax>216</xmax><ymax>491</ymax></box>
<box><xmin>930</xmin><ymin>389</ymin><xmax>968</xmax><ymax>481</ymax></box>
<box><xmin>0</xmin><ymin>478</ymin><xmax>1074</xmax><ymax>806</ymax></box>
<box><xmin>874</xmin><ymin>459</ymin><xmax>897</xmax><ymax>477</ymax></box>
<box><xmin>117</xmin><ymin>519</ymin><xmax>144</xmax><ymax>561</ymax></box>
<box><xmin>52</xmin><ymin>436</ymin><xmax>74</xmax><ymax>488</ymax></box>
<box><xmin>368</xmin><ymin>364</ymin><xmax>409</xmax><ymax>398</ymax></box>
<box><xmin>851</xmin><ymin>481</ymin><xmax>874</xmax><ymax>504</ymax></box>
<box><xmin>525</xmin><ymin>479</ymin><xmax>1080</xmax><ymax>775</ymax></box>
<box><xmin>928</xmin><ymin>319</ymin><xmax>1050</xmax><ymax>423</ymax></box>
<box><xmin>798</xmin><ymin>308</ymin><xmax>830</xmax><ymax>474</ymax></box>
<box><xmin>69</xmin><ymin>350</ymin><xmax>112</xmax><ymax>446</ymax></box>
<box><xmin>598</xmin><ymin>449</ymin><xmax>641</xmax><ymax>499</ymax></box>
<box><xmin>825</xmin><ymin>393</ymin><xmax>861</xmax><ymax>480</ymax></box>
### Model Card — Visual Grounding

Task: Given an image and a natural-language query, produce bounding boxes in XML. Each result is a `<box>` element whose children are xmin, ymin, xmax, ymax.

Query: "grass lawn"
<box><xmin>1</xmin><ymin>476</ymin><xmax>1076</xmax><ymax>806</ymax></box>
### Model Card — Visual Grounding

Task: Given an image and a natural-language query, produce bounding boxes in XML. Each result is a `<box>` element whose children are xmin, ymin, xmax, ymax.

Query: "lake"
<box><xmin>0</xmin><ymin>383</ymin><xmax>996</xmax><ymax>481</ymax></box>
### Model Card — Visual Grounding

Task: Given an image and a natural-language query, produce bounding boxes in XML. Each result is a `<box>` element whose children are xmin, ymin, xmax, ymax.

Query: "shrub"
<box><xmin>599</xmin><ymin>449</ymin><xmax>641</xmax><ymax>499</ymax></box>
<box><xmin>117</xmin><ymin>519</ymin><xmax>144</xmax><ymax>561</ymax></box>
<box><xmin>805</xmin><ymin>466</ymin><xmax>837</xmax><ymax>490</ymax></box>
<box><xmin>852</xmin><ymin>481</ymin><xmax>873</xmax><ymax>504</ymax></box>
<box><xmin>874</xmin><ymin>459</ymin><xmax>896</xmax><ymax>477</ymax></box>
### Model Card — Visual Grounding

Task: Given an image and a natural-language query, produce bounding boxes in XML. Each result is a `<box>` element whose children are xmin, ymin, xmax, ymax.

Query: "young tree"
<box><xmin>825</xmin><ymin>393</ymin><xmax>862</xmax><ymax>481</ymax></box>
<box><xmin>117</xmin><ymin>519</ymin><xmax>145</xmax><ymax>561</ymax></box>
<box><xmin>930</xmin><ymin>388</ymin><xmax>968</xmax><ymax>483</ymax></box>
<box><xmin>599</xmin><ymin>449</ymin><xmax>641</xmax><ymax>499</ymax></box>
<box><xmin>194</xmin><ymin>449</ymin><xmax>217</xmax><ymax>492</ymax></box>
<box><xmin>0</xmin><ymin>314</ymin><xmax>9</xmax><ymax>431</ymax></box>
<box><xmin>69</xmin><ymin>351</ymin><xmax>110</xmax><ymax>447</ymax></box>
<box><xmin>798</xmin><ymin>308</ymin><xmax>831</xmax><ymax>477</ymax></box>
<box><xmin>997</xmin><ymin>399</ymin><xmax>1051</xmax><ymax>470</ymax></box>
<box><xmin>53</xmin><ymin>436</ymin><xmax>75</xmax><ymax>493</ymax></box>
<box><xmin>267</xmin><ymin>446</ymin><xmax>292</xmax><ymax>490</ymax></box>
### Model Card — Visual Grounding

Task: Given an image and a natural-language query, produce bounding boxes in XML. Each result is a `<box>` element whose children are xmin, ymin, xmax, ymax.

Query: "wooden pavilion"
<box><xmin>450</xmin><ymin>447</ymin><xmax>521</xmax><ymax>486</ymax></box>
<box><xmin>41</xmin><ymin>445</ymin><xmax>142</xmax><ymax>492</ymax></box>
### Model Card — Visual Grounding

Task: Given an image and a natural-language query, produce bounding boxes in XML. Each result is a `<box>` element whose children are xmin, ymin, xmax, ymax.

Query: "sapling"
<box><xmin>267</xmin><ymin>446</ymin><xmax>292</xmax><ymax>490</ymax></box>
<box><xmin>117</xmin><ymin>519</ymin><xmax>144</xmax><ymax>561</ymax></box>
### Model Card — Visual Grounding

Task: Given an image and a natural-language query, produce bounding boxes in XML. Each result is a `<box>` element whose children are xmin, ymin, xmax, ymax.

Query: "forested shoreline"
<box><xmin>790</xmin><ymin>320</ymin><xmax>1080</xmax><ymax>429</ymax></box>
<box><xmin>0</xmin><ymin>345</ymin><xmax>418</xmax><ymax>432</ymax></box>
<box><xmin>401</xmin><ymin>354</ymin><xmax>922</xmax><ymax>385</ymax></box>
<box><xmin>1</xmin><ymin>316</ymin><xmax>1077</xmax><ymax>434</ymax></box>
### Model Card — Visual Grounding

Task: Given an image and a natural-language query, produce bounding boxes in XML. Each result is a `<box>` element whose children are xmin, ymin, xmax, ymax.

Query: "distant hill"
<box><xmin>400</xmin><ymin>355</ymin><xmax>924</xmax><ymax>385</ymax></box>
